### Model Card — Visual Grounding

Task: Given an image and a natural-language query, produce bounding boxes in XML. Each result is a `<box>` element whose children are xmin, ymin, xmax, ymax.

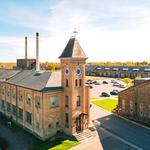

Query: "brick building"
<box><xmin>0</xmin><ymin>34</ymin><xmax>90</xmax><ymax>140</ymax></box>
<box><xmin>118</xmin><ymin>78</ymin><xmax>150</xmax><ymax>124</ymax></box>
<box><xmin>86</xmin><ymin>66</ymin><xmax>150</xmax><ymax>79</ymax></box>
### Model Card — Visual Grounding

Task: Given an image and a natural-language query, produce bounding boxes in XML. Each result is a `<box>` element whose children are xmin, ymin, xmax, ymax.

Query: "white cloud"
<box><xmin>1</xmin><ymin>0</ymin><xmax>150</xmax><ymax>62</ymax></box>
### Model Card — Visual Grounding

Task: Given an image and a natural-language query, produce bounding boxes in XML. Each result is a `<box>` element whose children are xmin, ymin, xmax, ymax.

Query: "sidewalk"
<box><xmin>70</xmin><ymin>131</ymin><xmax>103</xmax><ymax>150</ymax></box>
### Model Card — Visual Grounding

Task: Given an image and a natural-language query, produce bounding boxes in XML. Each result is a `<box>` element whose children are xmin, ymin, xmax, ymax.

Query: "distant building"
<box><xmin>15</xmin><ymin>34</ymin><xmax>38</xmax><ymax>70</ymax></box>
<box><xmin>118</xmin><ymin>78</ymin><xmax>150</xmax><ymax>124</ymax></box>
<box><xmin>0</xmin><ymin>34</ymin><xmax>90</xmax><ymax>140</ymax></box>
<box><xmin>86</xmin><ymin>66</ymin><xmax>150</xmax><ymax>79</ymax></box>
<box><xmin>16</xmin><ymin>59</ymin><xmax>36</xmax><ymax>70</ymax></box>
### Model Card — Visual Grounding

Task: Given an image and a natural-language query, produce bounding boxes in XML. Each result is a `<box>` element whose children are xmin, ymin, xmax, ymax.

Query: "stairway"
<box><xmin>73</xmin><ymin>127</ymin><xmax>97</xmax><ymax>142</ymax></box>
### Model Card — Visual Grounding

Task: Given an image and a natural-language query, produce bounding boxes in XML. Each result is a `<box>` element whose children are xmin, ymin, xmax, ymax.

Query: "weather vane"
<box><xmin>73</xmin><ymin>28</ymin><xmax>78</xmax><ymax>38</ymax></box>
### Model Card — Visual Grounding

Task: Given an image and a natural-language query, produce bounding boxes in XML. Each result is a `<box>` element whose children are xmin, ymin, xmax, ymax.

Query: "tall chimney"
<box><xmin>25</xmin><ymin>36</ymin><xmax>27</xmax><ymax>60</ymax></box>
<box><xmin>36</xmin><ymin>32</ymin><xmax>40</xmax><ymax>71</ymax></box>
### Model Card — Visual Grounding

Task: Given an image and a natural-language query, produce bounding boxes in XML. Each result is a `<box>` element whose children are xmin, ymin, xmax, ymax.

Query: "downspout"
<box><xmin>16</xmin><ymin>85</ymin><xmax>18</xmax><ymax>123</ymax></box>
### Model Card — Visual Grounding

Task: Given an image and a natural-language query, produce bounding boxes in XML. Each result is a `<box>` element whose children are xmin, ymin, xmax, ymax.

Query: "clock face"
<box><xmin>64</xmin><ymin>68</ymin><xmax>69</xmax><ymax>76</ymax></box>
<box><xmin>76</xmin><ymin>67</ymin><xmax>81</xmax><ymax>76</ymax></box>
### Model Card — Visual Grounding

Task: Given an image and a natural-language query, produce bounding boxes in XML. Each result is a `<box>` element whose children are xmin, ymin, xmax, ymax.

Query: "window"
<box><xmin>75</xmin><ymin>79</ymin><xmax>78</xmax><ymax>87</ymax></box>
<box><xmin>65</xmin><ymin>96</ymin><xmax>69</xmax><ymax>107</ymax></box>
<box><xmin>12</xmin><ymin>91</ymin><xmax>16</xmax><ymax>99</ymax></box>
<box><xmin>56</xmin><ymin>122</ymin><xmax>59</xmax><ymax>128</ymax></box>
<box><xmin>122</xmin><ymin>100</ymin><xmax>125</xmax><ymax>112</ymax></box>
<box><xmin>66</xmin><ymin>79</ymin><xmax>68</xmax><ymax>87</ymax></box>
<box><xmin>48</xmin><ymin>123</ymin><xmax>52</xmax><ymax>129</ymax></box>
<box><xmin>1</xmin><ymin>100</ymin><xmax>5</xmax><ymax>109</ymax></box>
<box><xmin>77</xmin><ymin>96</ymin><xmax>81</xmax><ymax>107</ymax></box>
<box><xmin>50</xmin><ymin>97</ymin><xmax>59</xmax><ymax>108</ymax></box>
<box><xmin>12</xmin><ymin>105</ymin><xmax>17</xmax><ymax>115</ymax></box>
<box><xmin>7</xmin><ymin>102</ymin><xmax>11</xmax><ymax>112</ymax></box>
<box><xmin>26</xmin><ymin>111</ymin><xmax>32</xmax><ymax>124</ymax></box>
<box><xmin>11</xmin><ymin>89</ymin><xmax>16</xmax><ymax>99</ymax></box>
<box><xmin>139</xmin><ymin>103</ymin><xmax>143</xmax><ymax>117</ymax></box>
<box><xmin>79</xmin><ymin>79</ymin><xmax>82</xmax><ymax>86</ymax></box>
<box><xmin>129</xmin><ymin>101</ymin><xmax>133</xmax><ymax>114</ymax></box>
<box><xmin>19</xmin><ymin>92</ymin><xmax>23</xmax><ymax>101</ymax></box>
<box><xmin>6</xmin><ymin>87</ymin><xmax>10</xmax><ymax>96</ymax></box>
<box><xmin>26</xmin><ymin>94</ymin><xmax>31</xmax><ymax>105</ymax></box>
<box><xmin>35</xmin><ymin>96</ymin><xmax>41</xmax><ymax>108</ymax></box>
<box><xmin>36</xmin><ymin>122</ymin><xmax>40</xmax><ymax>131</ymax></box>
<box><xmin>18</xmin><ymin>108</ymin><xmax>23</xmax><ymax>120</ymax></box>
<box><xmin>65</xmin><ymin>113</ymin><xmax>69</xmax><ymax>128</ymax></box>
<box><xmin>1</xmin><ymin>88</ymin><xmax>5</xmax><ymax>95</ymax></box>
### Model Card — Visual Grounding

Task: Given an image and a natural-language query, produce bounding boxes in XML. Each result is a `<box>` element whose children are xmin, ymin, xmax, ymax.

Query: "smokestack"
<box><xmin>36</xmin><ymin>32</ymin><xmax>40</xmax><ymax>71</ymax></box>
<box><xmin>25</xmin><ymin>36</ymin><xmax>27</xmax><ymax>60</ymax></box>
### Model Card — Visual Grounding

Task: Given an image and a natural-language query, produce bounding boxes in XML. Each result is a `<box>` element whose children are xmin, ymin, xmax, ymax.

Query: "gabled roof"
<box><xmin>59</xmin><ymin>37</ymin><xmax>87</xmax><ymax>59</ymax></box>
<box><xmin>6</xmin><ymin>70</ymin><xmax>62</xmax><ymax>91</ymax></box>
<box><xmin>0</xmin><ymin>69</ymin><xmax>20</xmax><ymax>81</ymax></box>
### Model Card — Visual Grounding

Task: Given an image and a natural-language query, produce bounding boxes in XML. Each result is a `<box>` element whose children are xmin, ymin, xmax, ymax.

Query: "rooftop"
<box><xmin>0</xmin><ymin>69</ymin><xmax>62</xmax><ymax>92</ymax></box>
<box><xmin>59</xmin><ymin>37</ymin><xmax>87</xmax><ymax>59</ymax></box>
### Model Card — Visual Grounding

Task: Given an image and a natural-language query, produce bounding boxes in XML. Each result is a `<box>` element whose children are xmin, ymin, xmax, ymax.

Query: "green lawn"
<box><xmin>28</xmin><ymin>137</ymin><xmax>79</xmax><ymax>150</ymax></box>
<box><xmin>91</xmin><ymin>98</ymin><xmax>118</xmax><ymax>112</ymax></box>
<box><xmin>49</xmin><ymin>139</ymin><xmax>79</xmax><ymax>150</ymax></box>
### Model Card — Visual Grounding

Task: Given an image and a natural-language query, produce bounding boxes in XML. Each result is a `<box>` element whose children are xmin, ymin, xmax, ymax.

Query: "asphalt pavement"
<box><xmin>88</xmin><ymin>77</ymin><xmax>126</xmax><ymax>99</ymax></box>
<box><xmin>91</xmin><ymin>104</ymin><xmax>150</xmax><ymax>150</ymax></box>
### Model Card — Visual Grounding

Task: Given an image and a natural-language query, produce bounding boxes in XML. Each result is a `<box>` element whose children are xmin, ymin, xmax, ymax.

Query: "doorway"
<box><xmin>76</xmin><ymin>115</ymin><xmax>82</xmax><ymax>132</ymax></box>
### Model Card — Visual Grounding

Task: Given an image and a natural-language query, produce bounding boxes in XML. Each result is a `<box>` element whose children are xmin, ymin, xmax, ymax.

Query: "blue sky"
<box><xmin>0</xmin><ymin>0</ymin><xmax>150</xmax><ymax>62</ymax></box>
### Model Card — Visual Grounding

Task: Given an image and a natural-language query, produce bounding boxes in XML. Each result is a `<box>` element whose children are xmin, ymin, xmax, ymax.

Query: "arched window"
<box><xmin>66</xmin><ymin>79</ymin><xmax>68</xmax><ymax>87</ymax></box>
<box><xmin>75</xmin><ymin>79</ymin><xmax>78</xmax><ymax>87</ymax></box>
<box><xmin>79</xmin><ymin>79</ymin><xmax>82</xmax><ymax>86</ymax></box>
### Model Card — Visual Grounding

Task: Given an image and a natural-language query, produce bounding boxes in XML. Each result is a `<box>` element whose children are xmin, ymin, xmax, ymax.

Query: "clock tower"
<box><xmin>59</xmin><ymin>36</ymin><xmax>90</xmax><ymax>135</ymax></box>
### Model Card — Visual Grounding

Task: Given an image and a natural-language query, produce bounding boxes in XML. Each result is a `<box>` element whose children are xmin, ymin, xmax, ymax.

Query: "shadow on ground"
<box><xmin>0</xmin><ymin>113</ymin><xmax>77</xmax><ymax>150</ymax></box>
<box><xmin>94</xmin><ymin>114</ymin><xmax>136</xmax><ymax>150</ymax></box>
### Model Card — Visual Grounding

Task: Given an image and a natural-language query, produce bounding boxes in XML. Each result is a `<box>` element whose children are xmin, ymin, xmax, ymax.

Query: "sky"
<box><xmin>0</xmin><ymin>0</ymin><xmax>150</xmax><ymax>62</ymax></box>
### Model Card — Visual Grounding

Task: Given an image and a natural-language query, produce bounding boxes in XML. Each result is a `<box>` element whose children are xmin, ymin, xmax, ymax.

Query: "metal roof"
<box><xmin>0</xmin><ymin>69</ymin><xmax>20</xmax><ymax>81</ymax></box>
<box><xmin>0</xmin><ymin>69</ymin><xmax>63</xmax><ymax>92</ymax></box>
<box><xmin>59</xmin><ymin>37</ymin><xmax>87</xmax><ymax>59</ymax></box>
<box><xmin>1</xmin><ymin>70</ymin><xmax>62</xmax><ymax>92</ymax></box>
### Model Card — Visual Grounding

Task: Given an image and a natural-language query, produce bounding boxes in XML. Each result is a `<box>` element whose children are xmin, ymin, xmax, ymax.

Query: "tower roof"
<box><xmin>59</xmin><ymin>37</ymin><xmax>87</xmax><ymax>59</ymax></box>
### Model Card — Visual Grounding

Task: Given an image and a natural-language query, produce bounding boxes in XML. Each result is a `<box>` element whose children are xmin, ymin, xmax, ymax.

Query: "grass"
<box><xmin>28</xmin><ymin>138</ymin><xmax>79</xmax><ymax>150</ymax></box>
<box><xmin>49</xmin><ymin>139</ymin><xmax>79</xmax><ymax>150</ymax></box>
<box><xmin>91</xmin><ymin>98</ymin><xmax>118</xmax><ymax>112</ymax></box>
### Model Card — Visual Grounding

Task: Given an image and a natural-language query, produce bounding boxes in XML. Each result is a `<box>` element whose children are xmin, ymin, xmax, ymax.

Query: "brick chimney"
<box><xmin>36</xmin><ymin>32</ymin><xmax>40</xmax><ymax>71</ymax></box>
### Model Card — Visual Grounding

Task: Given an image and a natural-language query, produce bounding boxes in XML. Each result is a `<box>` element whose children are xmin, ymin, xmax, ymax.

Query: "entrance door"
<box><xmin>76</xmin><ymin>115</ymin><xmax>82</xmax><ymax>132</ymax></box>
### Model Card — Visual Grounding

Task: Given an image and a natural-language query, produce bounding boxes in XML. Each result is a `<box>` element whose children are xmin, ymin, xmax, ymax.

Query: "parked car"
<box><xmin>86</xmin><ymin>80</ymin><xmax>93</xmax><ymax>84</ymax></box>
<box><xmin>102</xmin><ymin>81</ymin><xmax>108</xmax><ymax>84</ymax></box>
<box><xmin>87</xmin><ymin>85</ymin><xmax>93</xmax><ymax>89</ymax></box>
<box><xmin>94</xmin><ymin>82</ymin><xmax>100</xmax><ymax>85</ymax></box>
<box><xmin>111</xmin><ymin>80</ymin><xmax>116</xmax><ymax>83</ymax></box>
<box><xmin>119</xmin><ymin>84</ymin><xmax>126</xmax><ymax>88</ymax></box>
<box><xmin>113</xmin><ymin>90</ymin><xmax>119</xmax><ymax>93</ymax></box>
<box><xmin>101</xmin><ymin>92</ymin><xmax>110</xmax><ymax>97</ymax></box>
<box><xmin>93</xmin><ymin>81</ymin><xmax>100</xmax><ymax>85</ymax></box>
<box><xmin>110</xmin><ymin>90</ymin><xmax>119</xmax><ymax>95</ymax></box>
<box><xmin>113</xmin><ymin>83</ymin><xmax>120</xmax><ymax>87</ymax></box>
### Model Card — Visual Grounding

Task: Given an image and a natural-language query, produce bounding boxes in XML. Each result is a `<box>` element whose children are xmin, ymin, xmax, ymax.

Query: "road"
<box><xmin>91</xmin><ymin>104</ymin><xmax>150</xmax><ymax>150</ymax></box>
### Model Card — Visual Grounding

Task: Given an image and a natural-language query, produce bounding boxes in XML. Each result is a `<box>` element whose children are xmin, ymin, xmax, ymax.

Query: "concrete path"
<box><xmin>70</xmin><ymin>133</ymin><xmax>103</xmax><ymax>150</ymax></box>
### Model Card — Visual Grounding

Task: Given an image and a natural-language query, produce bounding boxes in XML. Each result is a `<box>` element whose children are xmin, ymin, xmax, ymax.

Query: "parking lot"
<box><xmin>86</xmin><ymin>77</ymin><xmax>127</xmax><ymax>99</ymax></box>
